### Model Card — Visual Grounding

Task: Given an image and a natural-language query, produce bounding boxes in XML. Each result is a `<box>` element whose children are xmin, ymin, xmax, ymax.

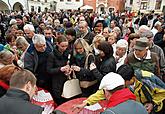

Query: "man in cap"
<box><xmin>142</xmin><ymin>30</ymin><xmax>165</xmax><ymax>81</ymax></box>
<box><xmin>125</xmin><ymin>37</ymin><xmax>160</xmax><ymax>76</ymax></box>
<box><xmin>100</xmin><ymin>72</ymin><xmax>147</xmax><ymax>114</ymax></box>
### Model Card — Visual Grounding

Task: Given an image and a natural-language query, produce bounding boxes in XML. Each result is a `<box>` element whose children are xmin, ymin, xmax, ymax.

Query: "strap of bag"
<box><xmin>84</xmin><ymin>53</ymin><xmax>95</xmax><ymax>69</ymax></box>
<box><xmin>141</xmin><ymin>84</ymin><xmax>153</xmax><ymax>103</ymax></box>
<box><xmin>66</xmin><ymin>70</ymin><xmax>77</xmax><ymax>80</ymax></box>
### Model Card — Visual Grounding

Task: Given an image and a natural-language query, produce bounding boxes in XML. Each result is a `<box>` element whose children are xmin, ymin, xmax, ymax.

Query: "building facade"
<box><xmin>96</xmin><ymin>0</ymin><xmax>125</xmax><ymax>14</ymax></box>
<box><xmin>0</xmin><ymin>0</ymin><xmax>52</xmax><ymax>13</ymax></box>
<box><xmin>28</xmin><ymin>0</ymin><xmax>50</xmax><ymax>13</ymax></box>
<box><xmin>125</xmin><ymin>0</ymin><xmax>165</xmax><ymax>13</ymax></box>
<box><xmin>0</xmin><ymin>0</ymin><xmax>27</xmax><ymax>13</ymax></box>
<box><xmin>54</xmin><ymin>0</ymin><xmax>83</xmax><ymax>12</ymax></box>
<box><xmin>83</xmin><ymin>0</ymin><xmax>96</xmax><ymax>11</ymax></box>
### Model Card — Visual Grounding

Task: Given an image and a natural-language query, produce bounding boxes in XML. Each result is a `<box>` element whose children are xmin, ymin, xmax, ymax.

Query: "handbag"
<box><xmin>80</xmin><ymin>53</ymin><xmax>98</xmax><ymax>88</ymax></box>
<box><xmin>62</xmin><ymin>71</ymin><xmax>82</xmax><ymax>98</ymax></box>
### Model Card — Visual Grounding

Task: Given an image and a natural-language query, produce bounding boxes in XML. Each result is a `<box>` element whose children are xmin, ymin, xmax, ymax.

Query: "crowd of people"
<box><xmin>0</xmin><ymin>10</ymin><xmax>165</xmax><ymax>114</ymax></box>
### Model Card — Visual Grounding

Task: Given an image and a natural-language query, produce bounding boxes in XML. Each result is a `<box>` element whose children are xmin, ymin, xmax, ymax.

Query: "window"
<box><xmin>130</xmin><ymin>0</ymin><xmax>133</xmax><ymax>5</ymax></box>
<box><xmin>76</xmin><ymin>0</ymin><xmax>80</xmax><ymax>1</ymax></box>
<box><xmin>100</xmin><ymin>7</ymin><xmax>105</xmax><ymax>13</ymax></box>
<box><xmin>31</xmin><ymin>6</ymin><xmax>34</xmax><ymax>12</ymax></box>
<box><xmin>38</xmin><ymin>6</ymin><xmax>41</xmax><ymax>12</ymax></box>
<box><xmin>155</xmin><ymin>0</ymin><xmax>162</xmax><ymax>10</ymax></box>
<box><xmin>141</xmin><ymin>2</ymin><xmax>147</xmax><ymax>10</ymax></box>
<box><xmin>67</xmin><ymin>0</ymin><xmax>71</xmax><ymax>1</ymax></box>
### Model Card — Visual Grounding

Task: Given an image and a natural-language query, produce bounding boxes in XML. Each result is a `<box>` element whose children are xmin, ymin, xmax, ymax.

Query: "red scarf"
<box><xmin>0</xmin><ymin>80</ymin><xmax>9</xmax><ymax>90</ymax></box>
<box><xmin>107</xmin><ymin>88</ymin><xmax>136</xmax><ymax>108</ymax></box>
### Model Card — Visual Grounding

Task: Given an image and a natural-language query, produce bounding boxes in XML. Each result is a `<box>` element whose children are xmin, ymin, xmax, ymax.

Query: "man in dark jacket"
<box><xmin>100</xmin><ymin>72</ymin><xmax>147</xmax><ymax>114</ymax></box>
<box><xmin>0</xmin><ymin>69</ymin><xmax>54</xmax><ymax>114</ymax></box>
<box><xmin>24</xmin><ymin>34</ymin><xmax>52</xmax><ymax>91</ymax></box>
<box><xmin>77</xmin><ymin>21</ymin><xmax>95</xmax><ymax>45</ymax></box>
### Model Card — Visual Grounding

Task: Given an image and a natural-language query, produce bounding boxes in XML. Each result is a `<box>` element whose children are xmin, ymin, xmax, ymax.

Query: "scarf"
<box><xmin>0</xmin><ymin>80</ymin><xmax>9</xmax><ymax>90</ymax></box>
<box><xmin>107</xmin><ymin>88</ymin><xmax>136</xmax><ymax>108</ymax></box>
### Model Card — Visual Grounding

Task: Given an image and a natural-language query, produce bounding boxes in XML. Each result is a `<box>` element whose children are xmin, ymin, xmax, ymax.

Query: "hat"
<box><xmin>116</xmin><ymin>39</ymin><xmax>128</xmax><ymax>49</ymax></box>
<box><xmin>134</xmin><ymin>37</ymin><xmax>149</xmax><ymax>50</ymax></box>
<box><xmin>140</xmin><ymin>30</ymin><xmax>153</xmax><ymax>38</ymax></box>
<box><xmin>99</xmin><ymin>72</ymin><xmax>125</xmax><ymax>90</ymax></box>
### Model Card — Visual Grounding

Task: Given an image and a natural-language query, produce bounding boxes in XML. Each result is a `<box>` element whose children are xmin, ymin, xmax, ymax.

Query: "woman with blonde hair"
<box><xmin>71</xmin><ymin>38</ymin><xmax>98</xmax><ymax>97</ymax></box>
<box><xmin>0</xmin><ymin>50</ymin><xmax>14</xmax><ymax>69</ymax></box>
<box><xmin>91</xmin><ymin>34</ymin><xmax>105</xmax><ymax>56</ymax></box>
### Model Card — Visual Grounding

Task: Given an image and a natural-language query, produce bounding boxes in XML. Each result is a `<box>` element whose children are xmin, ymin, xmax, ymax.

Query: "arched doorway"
<box><xmin>0</xmin><ymin>1</ymin><xmax>9</xmax><ymax>12</ymax></box>
<box><xmin>97</xmin><ymin>4</ymin><xmax>105</xmax><ymax>14</ymax></box>
<box><xmin>13</xmin><ymin>2</ymin><xmax>23</xmax><ymax>12</ymax></box>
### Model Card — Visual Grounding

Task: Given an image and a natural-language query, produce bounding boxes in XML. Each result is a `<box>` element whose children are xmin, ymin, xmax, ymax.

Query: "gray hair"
<box><xmin>154</xmin><ymin>21</ymin><xmax>161</xmax><ymax>27</ymax></box>
<box><xmin>23</xmin><ymin>24</ymin><xmax>35</xmax><ymax>32</ymax></box>
<box><xmin>138</xmin><ymin>25</ymin><xmax>150</xmax><ymax>33</ymax></box>
<box><xmin>32</xmin><ymin>34</ymin><xmax>46</xmax><ymax>45</ymax></box>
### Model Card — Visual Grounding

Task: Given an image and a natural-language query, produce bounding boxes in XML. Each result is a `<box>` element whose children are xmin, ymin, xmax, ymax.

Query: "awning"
<box><xmin>80</xmin><ymin>5</ymin><xmax>93</xmax><ymax>10</ymax></box>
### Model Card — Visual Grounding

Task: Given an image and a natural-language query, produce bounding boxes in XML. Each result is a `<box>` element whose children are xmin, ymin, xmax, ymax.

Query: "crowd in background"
<box><xmin>0</xmin><ymin>9</ymin><xmax>165</xmax><ymax>114</ymax></box>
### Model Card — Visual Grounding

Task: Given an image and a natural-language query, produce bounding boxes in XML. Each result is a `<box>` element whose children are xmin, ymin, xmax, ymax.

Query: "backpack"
<box><xmin>134</xmin><ymin>69</ymin><xmax>165</xmax><ymax>112</ymax></box>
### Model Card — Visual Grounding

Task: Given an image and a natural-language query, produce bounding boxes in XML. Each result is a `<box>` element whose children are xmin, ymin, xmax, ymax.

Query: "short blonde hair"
<box><xmin>92</xmin><ymin>34</ymin><xmax>105</xmax><ymax>47</ymax></box>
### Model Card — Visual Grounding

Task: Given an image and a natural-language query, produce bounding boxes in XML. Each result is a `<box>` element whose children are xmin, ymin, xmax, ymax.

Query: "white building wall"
<box><xmin>28</xmin><ymin>0</ymin><xmax>51</xmax><ymax>12</ymax></box>
<box><xmin>10</xmin><ymin>0</ymin><xmax>27</xmax><ymax>10</ymax></box>
<box><xmin>161</xmin><ymin>0</ymin><xmax>165</xmax><ymax>12</ymax></box>
<box><xmin>1</xmin><ymin>0</ymin><xmax>27</xmax><ymax>11</ymax></box>
<box><xmin>55</xmin><ymin>0</ymin><xmax>83</xmax><ymax>12</ymax></box>
<box><xmin>0</xmin><ymin>0</ymin><xmax>10</xmax><ymax>11</ymax></box>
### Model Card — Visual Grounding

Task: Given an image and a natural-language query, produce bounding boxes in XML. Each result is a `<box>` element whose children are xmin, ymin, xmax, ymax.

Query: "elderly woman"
<box><xmin>113</xmin><ymin>39</ymin><xmax>128</xmax><ymax>70</ymax></box>
<box><xmin>0</xmin><ymin>50</ymin><xmax>14</xmax><ymax>69</ymax></box>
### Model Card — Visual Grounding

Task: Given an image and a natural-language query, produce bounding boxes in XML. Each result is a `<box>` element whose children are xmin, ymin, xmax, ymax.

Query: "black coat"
<box><xmin>0</xmin><ymin>88</ymin><xmax>43</xmax><ymax>114</ymax></box>
<box><xmin>72</xmin><ymin>53</ymin><xmax>96</xmax><ymax>81</ymax></box>
<box><xmin>24</xmin><ymin>44</ymin><xmax>51</xmax><ymax>89</ymax></box>
<box><xmin>47</xmin><ymin>47</ymin><xmax>69</xmax><ymax>98</ymax></box>
<box><xmin>91</xmin><ymin>56</ymin><xmax>116</xmax><ymax>81</ymax></box>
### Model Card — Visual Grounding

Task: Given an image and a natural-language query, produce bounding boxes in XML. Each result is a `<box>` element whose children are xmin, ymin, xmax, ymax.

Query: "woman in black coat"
<box><xmin>46</xmin><ymin>35</ymin><xmax>70</xmax><ymax>105</ymax></box>
<box><xmin>90</xmin><ymin>41</ymin><xmax>116</xmax><ymax>81</ymax></box>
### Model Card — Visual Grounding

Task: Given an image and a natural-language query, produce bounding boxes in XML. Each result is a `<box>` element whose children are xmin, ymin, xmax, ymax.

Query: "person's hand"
<box><xmin>144</xmin><ymin>103</ymin><xmax>153</xmax><ymax>114</ymax></box>
<box><xmin>41</xmin><ymin>104</ymin><xmax>54</xmax><ymax>114</ymax></box>
<box><xmin>89</xmin><ymin>63</ymin><xmax>96</xmax><ymax>71</ymax></box>
<box><xmin>60</xmin><ymin>65</ymin><xmax>70</xmax><ymax>72</ymax></box>
<box><xmin>72</xmin><ymin>101</ymin><xmax>87</xmax><ymax>113</ymax></box>
<box><xmin>71</xmin><ymin>65</ymin><xmax>81</xmax><ymax>72</ymax></box>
